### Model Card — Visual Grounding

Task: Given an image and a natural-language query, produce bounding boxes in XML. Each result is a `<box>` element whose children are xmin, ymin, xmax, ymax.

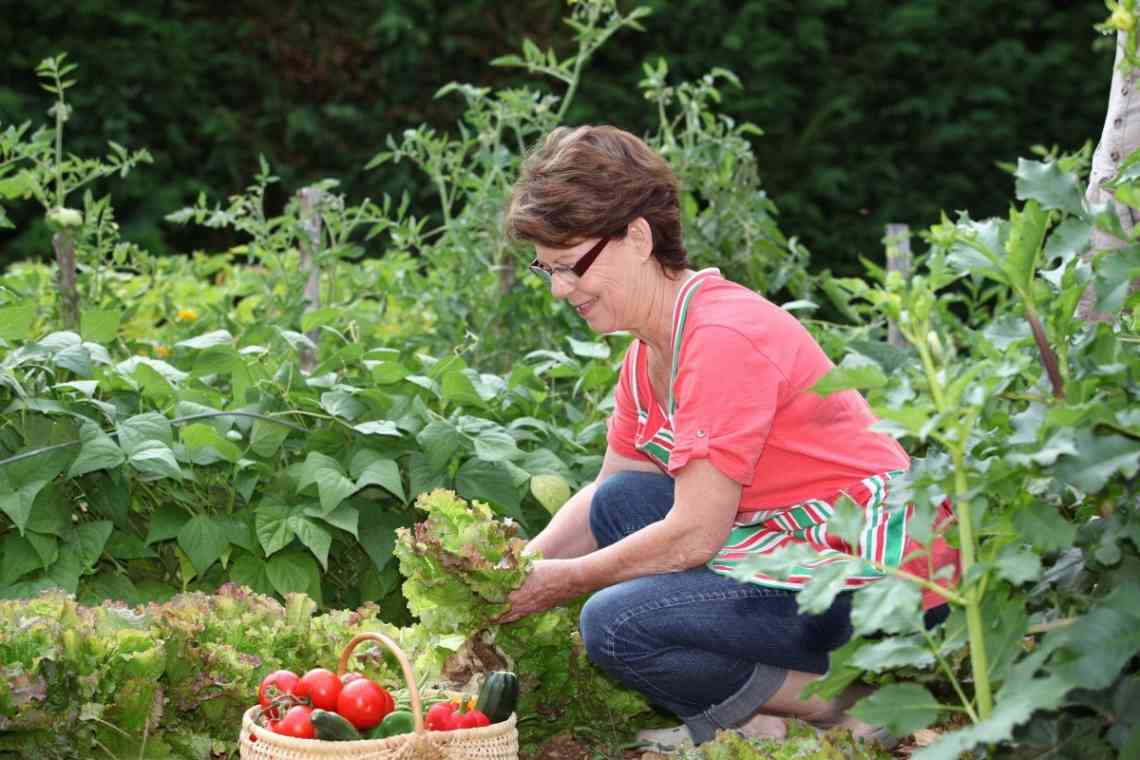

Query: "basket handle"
<box><xmin>336</xmin><ymin>632</ymin><xmax>426</xmax><ymax>735</ymax></box>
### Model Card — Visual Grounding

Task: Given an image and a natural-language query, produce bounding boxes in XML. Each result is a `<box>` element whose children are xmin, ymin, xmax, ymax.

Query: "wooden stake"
<box><xmin>53</xmin><ymin>231</ymin><xmax>79</xmax><ymax>331</ymax></box>
<box><xmin>885</xmin><ymin>223</ymin><xmax>911</xmax><ymax>347</ymax></box>
<box><xmin>297</xmin><ymin>187</ymin><xmax>323</xmax><ymax>372</ymax></box>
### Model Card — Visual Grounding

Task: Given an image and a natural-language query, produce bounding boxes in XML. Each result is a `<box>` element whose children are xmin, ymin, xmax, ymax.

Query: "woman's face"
<box><xmin>534</xmin><ymin>235</ymin><xmax>637</xmax><ymax>334</ymax></box>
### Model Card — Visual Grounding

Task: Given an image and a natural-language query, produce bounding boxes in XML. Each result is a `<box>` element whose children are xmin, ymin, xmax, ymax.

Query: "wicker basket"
<box><xmin>238</xmin><ymin>632</ymin><xmax>518</xmax><ymax>760</ymax></box>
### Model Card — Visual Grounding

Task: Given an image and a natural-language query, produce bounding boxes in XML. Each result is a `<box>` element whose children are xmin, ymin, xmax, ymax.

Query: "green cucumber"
<box><xmin>474</xmin><ymin>671</ymin><xmax>518</xmax><ymax>724</ymax></box>
<box><xmin>311</xmin><ymin>709</ymin><xmax>363</xmax><ymax>741</ymax></box>
<box><xmin>369</xmin><ymin>709</ymin><xmax>416</xmax><ymax>739</ymax></box>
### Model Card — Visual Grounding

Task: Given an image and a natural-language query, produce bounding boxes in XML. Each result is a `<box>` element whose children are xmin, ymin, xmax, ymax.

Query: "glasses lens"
<box><xmin>529</xmin><ymin>260</ymin><xmax>552</xmax><ymax>280</ymax></box>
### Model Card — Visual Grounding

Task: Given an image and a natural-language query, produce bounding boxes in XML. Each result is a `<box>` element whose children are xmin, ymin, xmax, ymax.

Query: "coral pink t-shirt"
<box><xmin>606</xmin><ymin>269</ymin><xmax>911</xmax><ymax>511</ymax></box>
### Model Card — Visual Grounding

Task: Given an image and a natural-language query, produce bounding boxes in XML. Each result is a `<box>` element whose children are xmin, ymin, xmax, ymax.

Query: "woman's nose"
<box><xmin>550</xmin><ymin>275</ymin><xmax>575</xmax><ymax>300</ymax></box>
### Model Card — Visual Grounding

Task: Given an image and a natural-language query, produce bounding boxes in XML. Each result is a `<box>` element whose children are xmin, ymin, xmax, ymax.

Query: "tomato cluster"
<box><xmin>424</xmin><ymin>698</ymin><xmax>491</xmax><ymax>731</ymax></box>
<box><xmin>256</xmin><ymin>667</ymin><xmax>395</xmax><ymax>738</ymax></box>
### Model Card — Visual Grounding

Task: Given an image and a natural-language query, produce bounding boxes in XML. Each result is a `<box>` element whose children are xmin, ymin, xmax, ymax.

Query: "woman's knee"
<box><xmin>579</xmin><ymin>584</ymin><xmax>635</xmax><ymax>669</ymax></box>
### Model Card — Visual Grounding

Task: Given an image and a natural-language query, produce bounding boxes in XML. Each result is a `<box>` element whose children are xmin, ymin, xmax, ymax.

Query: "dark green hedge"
<box><xmin>0</xmin><ymin>0</ymin><xmax>1110</xmax><ymax>275</ymax></box>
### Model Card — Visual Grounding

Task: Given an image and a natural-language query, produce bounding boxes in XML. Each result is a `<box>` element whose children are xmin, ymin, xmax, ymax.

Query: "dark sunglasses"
<box><xmin>529</xmin><ymin>237</ymin><xmax>610</xmax><ymax>282</ymax></box>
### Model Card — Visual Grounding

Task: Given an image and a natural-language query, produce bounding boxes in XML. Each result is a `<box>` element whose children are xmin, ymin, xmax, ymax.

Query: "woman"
<box><xmin>499</xmin><ymin>125</ymin><xmax>957</xmax><ymax>749</ymax></box>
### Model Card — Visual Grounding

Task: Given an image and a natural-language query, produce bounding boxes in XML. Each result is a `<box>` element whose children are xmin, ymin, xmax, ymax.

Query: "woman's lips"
<box><xmin>575</xmin><ymin>299</ymin><xmax>596</xmax><ymax>316</ymax></box>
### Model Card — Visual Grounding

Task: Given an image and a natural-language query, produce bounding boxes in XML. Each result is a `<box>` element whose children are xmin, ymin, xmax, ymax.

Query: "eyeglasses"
<box><xmin>529</xmin><ymin>237</ymin><xmax>609</xmax><ymax>286</ymax></box>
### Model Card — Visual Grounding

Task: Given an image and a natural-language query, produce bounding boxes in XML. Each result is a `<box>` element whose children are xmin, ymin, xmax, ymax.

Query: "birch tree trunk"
<box><xmin>1081</xmin><ymin>30</ymin><xmax>1140</xmax><ymax>321</ymax></box>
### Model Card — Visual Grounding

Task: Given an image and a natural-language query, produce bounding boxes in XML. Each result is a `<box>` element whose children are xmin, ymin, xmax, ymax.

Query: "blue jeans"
<box><xmin>579</xmin><ymin>471</ymin><xmax>855</xmax><ymax>744</ymax></box>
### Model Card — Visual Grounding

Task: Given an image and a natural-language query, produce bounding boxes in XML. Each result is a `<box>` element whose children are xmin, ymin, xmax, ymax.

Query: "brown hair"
<box><xmin>504</xmin><ymin>125</ymin><xmax>689</xmax><ymax>272</ymax></box>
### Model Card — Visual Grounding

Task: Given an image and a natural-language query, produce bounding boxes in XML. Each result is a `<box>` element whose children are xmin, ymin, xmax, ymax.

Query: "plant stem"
<box><xmin>1025</xmin><ymin>307</ymin><xmax>1063</xmax><ymax>399</ymax></box>
<box><xmin>924</xmin><ymin>629</ymin><xmax>979</xmax><ymax>723</ymax></box>
<box><xmin>863</xmin><ymin>556</ymin><xmax>966</xmax><ymax>606</ymax></box>
<box><xmin>951</xmin><ymin>445</ymin><xmax>993</xmax><ymax>720</ymax></box>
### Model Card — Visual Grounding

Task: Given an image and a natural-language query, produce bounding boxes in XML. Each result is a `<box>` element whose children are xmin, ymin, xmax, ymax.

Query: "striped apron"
<box><xmin>631</xmin><ymin>270</ymin><xmax>916</xmax><ymax>593</ymax></box>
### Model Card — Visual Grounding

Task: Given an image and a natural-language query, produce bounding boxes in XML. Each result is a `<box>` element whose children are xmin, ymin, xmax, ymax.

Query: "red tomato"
<box><xmin>465</xmin><ymin>709</ymin><xmax>491</xmax><ymax>728</ymax></box>
<box><xmin>425</xmin><ymin>701</ymin><xmax>458</xmax><ymax>731</ymax></box>
<box><xmin>258</xmin><ymin>670</ymin><xmax>300</xmax><ymax>718</ymax></box>
<box><xmin>299</xmin><ymin>668</ymin><xmax>342</xmax><ymax>711</ymax></box>
<box><xmin>336</xmin><ymin>678</ymin><xmax>394</xmax><ymax>730</ymax></box>
<box><xmin>340</xmin><ymin>671</ymin><xmax>364</xmax><ymax>685</ymax></box>
<box><xmin>275</xmin><ymin>705</ymin><xmax>315</xmax><ymax>739</ymax></box>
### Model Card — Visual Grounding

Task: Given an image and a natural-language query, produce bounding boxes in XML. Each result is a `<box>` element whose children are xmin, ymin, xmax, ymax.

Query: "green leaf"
<box><xmin>314</xmin><ymin>467</ymin><xmax>358</xmax><ymax>514</ymax></box>
<box><xmin>26</xmin><ymin>530</ymin><xmax>58</xmax><ymax>567</ymax></box>
<box><xmin>179</xmin><ymin>423</ymin><xmax>241</xmax><ymax>465</ymax></box>
<box><xmin>850</xmin><ymin>576</ymin><xmax>923</xmax><ymax>635</ymax></box>
<box><xmin>1014</xmin><ymin>158</ymin><xmax>1083</xmax><ymax>216</ymax></box>
<box><xmin>441</xmin><ymin>369</ymin><xmax>485</xmax><ymax>407</ymax></box>
<box><xmin>74</xmin><ymin>520</ymin><xmax>114</xmax><ymax>570</ymax></box>
<box><xmin>25</xmin><ymin>482</ymin><xmax>71</xmax><ymax>536</ymax></box>
<box><xmin>0</xmin><ymin>302</ymin><xmax>36</xmax><ymax>341</ymax></box>
<box><xmin>417</xmin><ymin>420</ymin><xmax>462</xmax><ymax>470</ymax></box>
<box><xmin>145</xmin><ymin>504</ymin><xmax>190</xmax><ymax>544</ymax></box>
<box><xmin>473</xmin><ymin>427</ymin><xmax>521</xmax><ymax>462</ymax></box>
<box><xmin>827</xmin><ymin>493</ymin><xmax>864</xmax><ymax>545</ymax></box>
<box><xmin>250</xmin><ymin>418</ymin><xmax>290</xmax><ymax>458</ymax></box>
<box><xmin>68</xmin><ymin>423</ymin><xmax>126</xmax><ymax>478</ymax></box>
<box><xmin>291</xmin><ymin>517</ymin><xmax>332</xmax><ymax>569</ymax></box>
<box><xmin>370</xmin><ymin>361</ymin><xmax>410</xmax><ymax>385</ymax></box>
<box><xmin>191</xmin><ymin>346</ymin><xmax>239</xmax><ymax>376</ymax></box>
<box><xmin>79</xmin><ymin>309</ymin><xmax>120</xmax><ymax>343</ymax></box>
<box><xmin>358</xmin><ymin>509</ymin><xmax>409</xmax><ymax>573</ymax></box>
<box><xmin>1013</xmin><ymin>504</ymin><xmax>1075</xmax><ymax>553</ymax></box>
<box><xmin>1093</xmin><ymin>246</ymin><xmax>1140</xmax><ymax>315</ymax></box>
<box><xmin>177</xmin><ymin>514</ymin><xmax>229</xmax><ymax>576</ymax></box>
<box><xmin>851</xmin><ymin>635</ymin><xmax>935</xmax><ymax>672</ymax></box>
<box><xmin>1055</xmin><ymin>430</ymin><xmax>1140</xmax><ymax>494</ymax></box>
<box><xmin>567</xmin><ymin>336</ymin><xmax>610</xmax><ymax>359</ymax></box>
<box><xmin>1002</xmin><ymin>199</ymin><xmax>1048</xmax><ymax>295</ymax></box>
<box><xmin>45</xmin><ymin>551</ymin><xmax>83</xmax><ymax>594</ymax></box>
<box><xmin>295</xmin><ymin>452</ymin><xmax>340</xmax><ymax>488</ymax></box>
<box><xmin>408</xmin><ymin>452</ymin><xmax>448</xmax><ymax>497</ymax></box>
<box><xmin>229</xmin><ymin>552</ymin><xmax>275</xmax><ymax>597</ymax></box>
<box><xmin>0</xmin><ymin>533</ymin><xmax>42</xmax><ymax>586</ymax></box>
<box><xmin>455</xmin><ymin>458</ymin><xmax>523</xmax><ymax>518</ymax></box>
<box><xmin>215</xmin><ymin>513</ymin><xmax>256</xmax><ymax>553</ymax></box>
<box><xmin>301</xmin><ymin>307</ymin><xmax>340</xmax><ymax>332</ymax></box>
<box><xmin>119</xmin><ymin>412</ymin><xmax>174</xmax><ymax>451</ymax></box>
<box><xmin>128</xmin><ymin>440</ymin><xmax>183</xmax><ymax>481</ymax></box>
<box><xmin>266</xmin><ymin>550</ymin><xmax>321</xmax><ymax>603</ymax></box>
<box><xmin>849</xmin><ymin>683</ymin><xmax>941</xmax><ymax>737</ymax></box>
<box><xmin>795</xmin><ymin>561</ymin><xmax>855</xmax><ymax>615</ymax></box>
<box><xmin>353</xmin><ymin>420</ymin><xmax>401</xmax><ymax>437</ymax></box>
<box><xmin>320</xmin><ymin>390</ymin><xmax>365</xmax><ymax>420</ymax></box>
<box><xmin>105</xmin><ymin>530</ymin><xmax>157</xmax><ymax>560</ymax></box>
<box><xmin>356</xmin><ymin>458</ymin><xmax>405</xmax><ymax>502</ymax></box>
<box><xmin>255</xmin><ymin>502</ymin><xmax>297</xmax><ymax>556</ymax></box>
<box><xmin>0</xmin><ymin>468</ymin><xmax>55</xmax><ymax>535</ymax></box>
<box><xmin>174</xmin><ymin>330</ymin><xmax>234</xmax><ymax>350</ymax></box>
<box><xmin>809</xmin><ymin>365</ymin><xmax>887</xmax><ymax>397</ymax></box>
<box><xmin>309</xmin><ymin>503</ymin><xmax>359</xmax><ymax>537</ymax></box>
<box><xmin>995</xmin><ymin>544</ymin><xmax>1042</xmax><ymax>585</ymax></box>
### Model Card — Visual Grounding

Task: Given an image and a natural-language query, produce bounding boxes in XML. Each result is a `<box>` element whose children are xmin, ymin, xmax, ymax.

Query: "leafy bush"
<box><xmin>0</xmin><ymin>587</ymin><xmax>403</xmax><ymax>758</ymax></box>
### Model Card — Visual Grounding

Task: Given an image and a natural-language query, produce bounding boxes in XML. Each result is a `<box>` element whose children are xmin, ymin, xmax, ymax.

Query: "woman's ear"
<box><xmin>626</xmin><ymin>217</ymin><xmax>655</xmax><ymax>263</ymax></box>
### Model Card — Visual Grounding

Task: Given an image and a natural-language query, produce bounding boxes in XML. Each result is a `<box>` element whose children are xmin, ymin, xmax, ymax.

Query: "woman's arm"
<box><xmin>524</xmin><ymin>446</ymin><xmax>662</xmax><ymax>560</ymax></box>
<box><xmin>499</xmin><ymin>457</ymin><xmax>740</xmax><ymax>622</ymax></box>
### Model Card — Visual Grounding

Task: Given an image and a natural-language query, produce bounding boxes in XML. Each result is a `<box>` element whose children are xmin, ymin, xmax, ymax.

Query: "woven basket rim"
<box><xmin>240</xmin><ymin>704</ymin><xmax>518</xmax><ymax>751</ymax></box>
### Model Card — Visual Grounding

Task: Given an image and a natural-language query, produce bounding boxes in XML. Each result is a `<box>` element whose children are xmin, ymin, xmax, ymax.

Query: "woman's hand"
<box><xmin>496</xmin><ymin>559</ymin><xmax>579</xmax><ymax>624</ymax></box>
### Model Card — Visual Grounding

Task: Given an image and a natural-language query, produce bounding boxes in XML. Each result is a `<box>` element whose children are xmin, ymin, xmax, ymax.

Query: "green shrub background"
<box><xmin>0</xmin><ymin>0</ymin><xmax>1110</xmax><ymax>274</ymax></box>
